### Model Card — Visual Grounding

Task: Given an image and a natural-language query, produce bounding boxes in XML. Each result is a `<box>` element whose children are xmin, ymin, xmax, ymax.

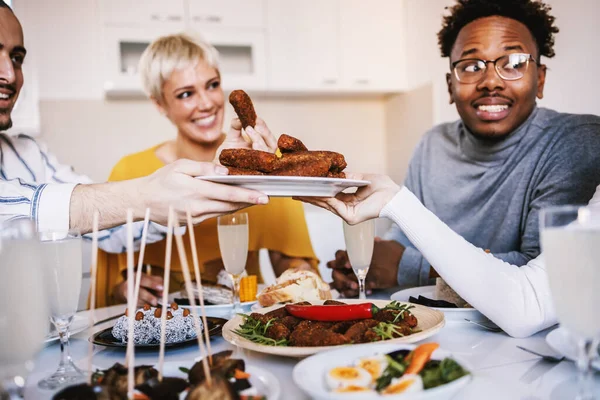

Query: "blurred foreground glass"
<box><xmin>540</xmin><ymin>206</ymin><xmax>600</xmax><ymax>400</ymax></box>
<box><xmin>342</xmin><ymin>219</ymin><xmax>375</xmax><ymax>300</ymax></box>
<box><xmin>37</xmin><ymin>229</ymin><xmax>84</xmax><ymax>390</ymax></box>
<box><xmin>0</xmin><ymin>219</ymin><xmax>48</xmax><ymax>399</ymax></box>
<box><xmin>217</xmin><ymin>213</ymin><xmax>249</xmax><ymax>317</ymax></box>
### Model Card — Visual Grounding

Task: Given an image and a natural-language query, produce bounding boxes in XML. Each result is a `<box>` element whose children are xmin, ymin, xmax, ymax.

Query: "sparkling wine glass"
<box><xmin>342</xmin><ymin>219</ymin><xmax>375</xmax><ymax>300</ymax></box>
<box><xmin>217</xmin><ymin>213</ymin><xmax>249</xmax><ymax>317</ymax></box>
<box><xmin>37</xmin><ymin>229</ymin><xmax>85</xmax><ymax>390</ymax></box>
<box><xmin>0</xmin><ymin>219</ymin><xmax>48</xmax><ymax>399</ymax></box>
<box><xmin>540</xmin><ymin>205</ymin><xmax>600</xmax><ymax>400</ymax></box>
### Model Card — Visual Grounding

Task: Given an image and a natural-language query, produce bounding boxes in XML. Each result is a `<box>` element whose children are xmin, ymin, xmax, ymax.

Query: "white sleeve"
<box><xmin>380</xmin><ymin>187</ymin><xmax>557</xmax><ymax>338</ymax></box>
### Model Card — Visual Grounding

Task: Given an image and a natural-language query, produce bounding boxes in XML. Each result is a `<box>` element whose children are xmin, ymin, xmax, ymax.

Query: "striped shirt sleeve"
<box><xmin>1</xmin><ymin>134</ymin><xmax>175</xmax><ymax>253</ymax></box>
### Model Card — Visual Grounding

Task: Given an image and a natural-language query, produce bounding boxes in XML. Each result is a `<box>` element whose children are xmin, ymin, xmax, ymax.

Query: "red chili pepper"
<box><xmin>284</xmin><ymin>303</ymin><xmax>380</xmax><ymax>321</ymax></box>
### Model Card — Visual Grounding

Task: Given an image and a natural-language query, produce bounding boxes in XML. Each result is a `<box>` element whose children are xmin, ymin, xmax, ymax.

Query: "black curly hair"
<box><xmin>0</xmin><ymin>1</ymin><xmax>11</xmax><ymax>10</ymax></box>
<box><xmin>438</xmin><ymin>0</ymin><xmax>559</xmax><ymax>60</ymax></box>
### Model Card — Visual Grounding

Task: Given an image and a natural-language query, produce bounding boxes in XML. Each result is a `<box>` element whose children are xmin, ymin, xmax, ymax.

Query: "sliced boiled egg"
<box><xmin>381</xmin><ymin>374</ymin><xmax>424</xmax><ymax>395</ymax></box>
<box><xmin>334</xmin><ymin>385</ymin><xmax>375</xmax><ymax>393</ymax></box>
<box><xmin>354</xmin><ymin>354</ymin><xmax>388</xmax><ymax>382</ymax></box>
<box><xmin>326</xmin><ymin>366</ymin><xmax>372</xmax><ymax>390</ymax></box>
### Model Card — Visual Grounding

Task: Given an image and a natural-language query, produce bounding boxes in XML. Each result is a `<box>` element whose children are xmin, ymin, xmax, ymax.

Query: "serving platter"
<box><xmin>222</xmin><ymin>299</ymin><xmax>445</xmax><ymax>358</ymax></box>
<box><xmin>196</xmin><ymin>175</ymin><xmax>370</xmax><ymax>197</ymax></box>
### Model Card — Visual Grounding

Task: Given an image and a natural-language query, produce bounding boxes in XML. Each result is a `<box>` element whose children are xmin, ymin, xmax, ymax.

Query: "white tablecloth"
<box><xmin>25</xmin><ymin>297</ymin><xmax>600</xmax><ymax>400</ymax></box>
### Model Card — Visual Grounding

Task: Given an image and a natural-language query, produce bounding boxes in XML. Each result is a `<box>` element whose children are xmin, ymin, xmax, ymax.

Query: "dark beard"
<box><xmin>0</xmin><ymin>111</ymin><xmax>13</xmax><ymax>131</ymax></box>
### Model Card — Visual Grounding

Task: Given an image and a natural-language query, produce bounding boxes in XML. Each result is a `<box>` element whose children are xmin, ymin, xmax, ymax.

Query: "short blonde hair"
<box><xmin>139</xmin><ymin>31</ymin><xmax>220</xmax><ymax>99</ymax></box>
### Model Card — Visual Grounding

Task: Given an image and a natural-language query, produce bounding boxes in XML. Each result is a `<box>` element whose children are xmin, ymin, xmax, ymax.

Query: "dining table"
<box><xmin>24</xmin><ymin>289</ymin><xmax>600</xmax><ymax>400</ymax></box>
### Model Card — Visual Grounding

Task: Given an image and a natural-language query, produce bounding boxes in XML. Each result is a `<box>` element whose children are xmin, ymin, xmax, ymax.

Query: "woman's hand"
<box><xmin>295</xmin><ymin>173</ymin><xmax>401</xmax><ymax>224</ymax></box>
<box><xmin>215</xmin><ymin>117</ymin><xmax>278</xmax><ymax>162</ymax></box>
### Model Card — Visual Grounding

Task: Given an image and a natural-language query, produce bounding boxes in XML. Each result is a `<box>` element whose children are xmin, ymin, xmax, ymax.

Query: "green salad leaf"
<box><xmin>233</xmin><ymin>314</ymin><xmax>288</xmax><ymax>346</ymax></box>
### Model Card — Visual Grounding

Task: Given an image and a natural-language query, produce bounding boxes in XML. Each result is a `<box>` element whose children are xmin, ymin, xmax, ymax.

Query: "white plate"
<box><xmin>391</xmin><ymin>286</ymin><xmax>486</xmax><ymax>322</ymax></box>
<box><xmin>159</xmin><ymin>360</ymin><xmax>281</xmax><ymax>400</ymax></box>
<box><xmin>293</xmin><ymin>342</ymin><xmax>472</xmax><ymax>400</ymax></box>
<box><xmin>197</xmin><ymin>175</ymin><xmax>370</xmax><ymax>197</ymax></box>
<box><xmin>223</xmin><ymin>299</ymin><xmax>445</xmax><ymax>358</ymax></box>
<box><xmin>546</xmin><ymin>327</ymin><xmax>600</xmax><ymax>370</ymax></box>
<box><xmin>45</xmin><ymin>315</ymin><xmax>89</xmax><ymax>343</ymax></box>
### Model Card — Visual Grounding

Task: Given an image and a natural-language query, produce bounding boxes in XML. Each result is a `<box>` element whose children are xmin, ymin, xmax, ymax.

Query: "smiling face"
<box><xmin>447</xmin><ymin>16</ymin><xmax>546</xmax><ymax>139</ymax></box>
<box><xmin>0</xmin><ymin>8</ymin><xmax>25</xmax><ymax>130</ymax></box>
<box><xmin>154</xmin><ymin>60</ymin><xmax>225</xmax><ymax>145</ymax></box>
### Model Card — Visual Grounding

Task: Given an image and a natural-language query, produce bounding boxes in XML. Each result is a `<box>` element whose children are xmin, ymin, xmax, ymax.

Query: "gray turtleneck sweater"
<box><xmin>385</xmin><ymin>107</ymin><xmax>600</xmax><ymax>288</ymax></box>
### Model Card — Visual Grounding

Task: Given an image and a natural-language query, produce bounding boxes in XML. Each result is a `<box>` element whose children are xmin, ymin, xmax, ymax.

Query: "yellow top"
<box><xmin>93</xmin><ymin>144</ymin><xmax>318</xmax><ymax>307</ymax></box>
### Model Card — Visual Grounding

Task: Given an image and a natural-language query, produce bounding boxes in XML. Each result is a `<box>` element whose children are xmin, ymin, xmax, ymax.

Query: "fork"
<box><xmin>464</xmin><ymin>318</ymin><xmax>502</xmax><ymax>332</ymax></box>
<box><xmin>517</xmin><ymin>345</ymin><xmax>565</xmax><ymax>362</ymax></box>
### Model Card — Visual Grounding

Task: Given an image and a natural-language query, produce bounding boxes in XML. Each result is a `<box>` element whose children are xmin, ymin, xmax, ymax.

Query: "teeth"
<box><xmin>193</xmin><ymin>114</ymin><xmax>216</xmax><ymax>127</ymax></box>
<box><xmin>0</xmin><ymin>93</ymin><xmax>9</xmax><ymax>99</ymax></box>
<box><xmin>478</xmin><ymin>105</ymin><xmax>508</xmax><ymax>112</ymax></box>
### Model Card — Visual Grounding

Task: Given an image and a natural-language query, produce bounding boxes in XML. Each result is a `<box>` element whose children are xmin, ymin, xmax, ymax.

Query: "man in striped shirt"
<box><xmin>0</xmin><ymin>1</ymin><xmax>269</xmax><ymax>252</ymax></box>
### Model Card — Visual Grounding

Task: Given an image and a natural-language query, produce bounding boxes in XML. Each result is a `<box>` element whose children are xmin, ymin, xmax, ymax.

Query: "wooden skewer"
<box><xmin>158</xmin><ymin>207</ymin><xmax>174</xmax><ymax>382</ymax></box>
<box><xmin>186</xmin><ymin>207</ymin><xmax>213</xmax><ymax>365</ymax></box>
<box><xmin>133</xmin><ymin>208</ymin><xmax>151</xmax><ymax>305</ymax></box>
<box><xmin>174</xmin><ymin>226</ymin><xmax>212</xmax><ymax>386</ymax></box>
<box><xmin>87</xmin><ymin>211</ymin><xmax>99</xmax><ymax>385</ymax></box>
<box><xmin>125</xmin><ymin>209</ymin><xmax>135</xmax><ymax>399</ymax></box>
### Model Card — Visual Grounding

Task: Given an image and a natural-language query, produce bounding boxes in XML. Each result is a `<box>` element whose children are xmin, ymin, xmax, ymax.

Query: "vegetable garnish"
<box><xmin>285</xmin><ymin>301</ymin><xmax>414</xmax><ymax>322</ymax></box>
<box><xmin>233</xmin><ymin>314</ymin><xmax>289</xmax><ymax>346</ymax></box>
<box><xmin>405</xmin><ymin>342</ymin><xmax>439</xmax><ymax>375</ymax></box>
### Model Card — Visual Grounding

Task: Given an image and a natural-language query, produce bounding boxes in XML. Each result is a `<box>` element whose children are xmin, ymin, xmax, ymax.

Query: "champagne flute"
<box><xmin>342</xmin><ymin>219</ymin><xmax>375</xmax><ymax>300</ymax></box>
<box><xmin>37</xmin><ymin>229</ymin><xmax>85</xmax><ymax>390</ymax></box>
<box><xmin>540</xmin><ymin>206</ymin><xmax>600</xmax><ymax>400</ymax></box>
<box><xmin>0</xmin><ymin>219</ymin><xmax>48</xmax><ymax>399</ymax></box>
<box><xmin>217</xmin><ymin>213</ymin><xmax>249</xmax><ymax>317</ymax></box>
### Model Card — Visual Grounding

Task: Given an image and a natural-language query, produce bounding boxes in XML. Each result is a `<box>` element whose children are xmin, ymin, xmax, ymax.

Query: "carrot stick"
<box><xmin>405</xmin><ymin>343</ymin><xmax>440</xmax><ymax>375</ymax></box>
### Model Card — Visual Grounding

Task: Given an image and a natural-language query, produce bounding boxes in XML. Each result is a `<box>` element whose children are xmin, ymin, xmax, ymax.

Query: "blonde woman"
<box><xmin>95</xmin><ymin>32</ymin><xmax>317</xmax><ymax>307</ymax></box>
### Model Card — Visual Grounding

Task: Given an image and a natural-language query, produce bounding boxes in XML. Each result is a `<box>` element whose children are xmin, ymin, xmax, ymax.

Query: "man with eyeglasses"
<box><xmin>328</xmin><ymin>0</ymin><xmax>600</xmax><ymax>297</ymax></box>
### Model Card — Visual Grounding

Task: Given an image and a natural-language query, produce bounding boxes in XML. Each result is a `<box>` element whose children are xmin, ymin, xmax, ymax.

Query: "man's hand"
<box><xmin>215</xmin><ymin>117</ymin><xmax>278</xmax><ymax>162</ymax></box>
<box><xmin>295</xmin><ymin>173</ymin><xmax>400</xmax><ymax>225</ymax></box>
<box><xmin>112</xmin><ymin>273</ymin><xmax>164</xmax><ymax>307</ymax></box>
<box><xmin>137</xmin><ymin>159</ymin><xmax>269</xmax><ymax>225</ymax></box>
<box><xmin>327</xmin><ymin>238</ymin><xmax>405</xmax><ymax>297</ymax></box>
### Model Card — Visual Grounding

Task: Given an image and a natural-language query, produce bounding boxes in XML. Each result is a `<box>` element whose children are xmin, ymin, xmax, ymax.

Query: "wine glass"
<box><xmin>37</xmin><ymin>229</ymin><xmax>85</xmax><ymax>390</ymax></box>
<box><xmin>217</xmin><ymin>213</ymin><xmax>249</xmax><ymax>317</ymax></box>
<box><xmin>540</xmin><ymin>205</ymin><xmax>600</xmax><ymax>400</ymax></box>
<box><xmin>342</xmin><ymin>219</ymin><xmax>375</xmax><ymax>300</ymax></box>
<box><xmin>0</xmin><ymin>219</ymin><xmax>48</xmax><ymax>399</ymax></box>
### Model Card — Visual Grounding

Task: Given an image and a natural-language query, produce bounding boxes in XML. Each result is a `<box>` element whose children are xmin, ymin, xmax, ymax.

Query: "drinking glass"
<box><xmin>342</xmin><ymin>219</ymin><xmax>375</xmax><ymax>300</ymax></box>
<box><xmin>0</xmin><ymin>219</ymin><xmax>48</xmax><ymax>399</ymax></box>
<box><xmin>217</xmin><ymin>213</ymin><xmax>249</xmax><ymax>317</ymax></box>
<box><xmin>540</xmin><ymin>206</ymin><xmax>600</xmax><ymax>400</ymax></box>
<box><xmin>37</xmin><ymin>229</ymin><xmax>85</xmax><ymax>390</ymax></box>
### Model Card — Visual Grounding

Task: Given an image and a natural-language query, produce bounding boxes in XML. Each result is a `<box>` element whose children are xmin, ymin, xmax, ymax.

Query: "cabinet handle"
<box><xmin>322</xmin><ymin>79</ymin><xmax>337</xmax><ymax>84</ymax></box>
<box><xmin>167</xmin><ymin>15</ymin><xmax>182</xmax><ymax>22</ymax></box>
<box><xmin>192</xmin><ymin>15</ymin><xmax>203</xmax><ymax>22</ymax></box>
<box><xmin>355</xmin><ymin>79</ymin><xmax>370</xmax><ymax>85</ymax></box>
<box><xmin>205</xmin><ymin>15</ymin><xmax>222</xmax><ymax>23</ymax></box>
<box><xmin>150</xmin><ymin>14</ymin><xmax>161</xmax><ymax>21</ymax></box>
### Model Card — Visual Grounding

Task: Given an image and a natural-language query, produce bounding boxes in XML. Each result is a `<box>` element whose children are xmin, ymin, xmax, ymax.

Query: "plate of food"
<box><xmin>546</xmin><ymin>327</ymin><xmax>600</xmax><ymax>370</ymax></box>
<box><xmin>222</xmin><ymin>299</ymin><xmax>445</xmax><ymax>358</ymax></box>
<box><xmin>90</xmin><ymin>303</ymin><xmax>226</xmax><ymax>349</ymax></box>
<box><xmin>52</xmin><ymin>350</ymin><xmax>280</xmax><ymax>400</ymax></box>
<box><xmin>391</xmin><ymin>279</ymin><xmax>486</xmax><ymax>322</ymax></box>
<box><xmin>293</xmin><ymin>342</ymin><xmax>471</xmax><ymax>399</ymax></box>
<box><xmin>198</xmin><ymin>133</ymin><xmax>369</xmax><ymax>197</ymax></box>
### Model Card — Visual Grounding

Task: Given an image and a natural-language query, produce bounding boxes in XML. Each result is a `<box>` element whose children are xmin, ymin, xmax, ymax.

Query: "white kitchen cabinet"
<box><xmin>100</xmin><ymin>0</ymin><xmax>186</xmax><ymax>27</ymax></box>
<box><xmin>103</xmin><ymin>26</ymin><xmax>183</xmax><ymax>96</ymax></box>
<box><xmin>339</xmin><ymin>0</ymin><xmax>406</xmax><ymax>91</ymax></box>
<box><xmin>265</xmin><ymin>0</ymin><xmax>339</xmax><ymax>91</ymax></box>
<box><xmin>187</xmin><ymin>0</ymin><xmax>265</xmax><ymax>30</ymax></box>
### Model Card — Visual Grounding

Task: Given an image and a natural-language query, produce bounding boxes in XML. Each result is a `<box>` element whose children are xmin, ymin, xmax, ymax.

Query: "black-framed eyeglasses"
<box><xmin>451</xmin><ymin>53</ymin><xmax>539</xmax><ymax>84</ymax></box>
